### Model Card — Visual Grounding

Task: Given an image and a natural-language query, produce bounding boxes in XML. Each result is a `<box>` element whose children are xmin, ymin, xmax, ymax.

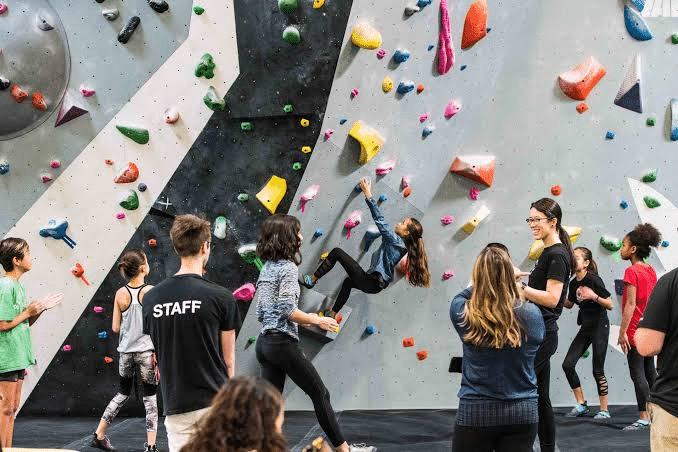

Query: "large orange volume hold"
<box><xmin>461</xmin><ymin>0</ymin><xmax>487</xmax><ymax>49</ymax></box>
<box><xmin>557</xmin><ymin>56</ymin><xmax>607</xmax><ymax>101</ymax></box>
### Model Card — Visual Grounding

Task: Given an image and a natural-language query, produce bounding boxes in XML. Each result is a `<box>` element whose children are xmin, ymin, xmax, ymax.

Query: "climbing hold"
<box><xmin>104</xmin><ymin>357</ymin><xmax>114</xmax><ymax>364</ymax></box>
<box><xmin>36</xmin><ymin>14</ymin><xmax>54</xmax><ymax>31</ymax></box>
<box><xmin>642</xmin><ymin>169</ymin><xmax>657</xmax><ymax>183</ymax></box>
<box><xmin>138</xmin><ymin>183</ymin><xmax>147</xmax><ymax>192</ymax></box>
<box><xmin>237</xmin><ymin>193</ymin><xmax>249</xmax><ymax>202</ymax></box>
<box><xmin>461</xmin><ymin>0</ymin><xmax>488</xmax><ymax>49</ymax></box>
<box><xmin>344</xmin><ymin>211</ymin><xmax>362</xmax><ymax>239</ymax></box>
<box><xmin>378</xmin><ymin>194</ymin><xmax>388</xmax><ymax>203</ymax></box>
<box><xmin>41</xmin><ymin>174</ymin><xmax>53</xmax><ymax>183</ymax></box>
<box><xmin>469</xmin><ymin>187</ymin><xmax>479</xmax><ymax>200</ymax></box>
<box><xmin>204</xmin><ymin>86</ymin><xmax>225</xmax><ymax>111</ymax></box>
<box><xmin>313</xmin><ymin>228</ymin><xmax>324</xmax><ymax>238</ymax></box>
<box><xmin>437</xmin><ymin>0</ymin><xmax>455</xmax><ymax>75</ymax></box>
<box><xmin>313</xmin><ymin>0</ymin><xmax>324</xmax><ymax>8</ymax></box>
<box><xmin>102</xmin><ymin>8</ymin><xmax>119</xmax><ymax>20</ymax></box>
<box><xmin>442</xmin><ymin>269</ymin><xmax>455</xmax><ymax>280</ymax></box>
<box><xmin>233</xmin><ymin>283</ymin><xmax>256</xmax><ymax>301</ymax></box>
<box><xmin>392</xmin><ymin>49</ymin><xmax>410</xmax><ymax>64</ymax></box>
<box><xmin>460</xmin><ymin>64</ymin><xmax>467</xmax><ymax>70</ymax></box>
<box><xmin>116</xmin><ymin>125</ymin><xmax>149</xmax><ymax>145</ymax></box>
<box><xmin>55</xmin><ymin>93</ymin><xmax>89</xmax><ymax>127</ymax></box>
<box><xmin>403</xmin><ymin>187</ymin><xmax>412</xmax><ymax>197</ymax></box>
<box><xmin>582</xmin><ymin>349</ymin><xmax>590</xmax><ymax>359</ymax></box>
<box><xmin>450</xmin><ymin>155</ymin><xmax>495</xmax><ymax>187</ymax></box>
<box><xmin>300</xmin><ymin>118</ymin><xmax>309</xmax><ymax>127</ymax></box>
<box><xmin>193</xmin><ymin>5</ymin><xmax>205</xmax><ymax>14</ymax></box>
<box><xmin>257</xmin><ymin>175</ymin><xmax>287</xmax><ymax>214</ymax></box>
<box><xmin>62</xmin><ymin>345</ymin><xmax>72</xmax><ymax>352</ymax></box>
<box><xmin>349</xmin><ymin>121</ymin><xmax>384</xmax><ymax>165</ymax></box>
<box><xmin>444</xmin><ymin>99</ymin><xmax>462</xmax><ymax>118</ymax></box>
<box><xmin>11</xmin><ymin>84</ymin><xmax>28</xmax><ymax>103</ymax></box>
<box><xmin>148</xmin><ymin>238</ymin><xmax>157</xmax><ymax>248</ymax></box>
<box><xmin>324</xmin><ymin>129</ymin><xmax>334</xmax><ymax>140</ymax></box>
<box><xmin>632</xmin><ymin>0</ymin><xmax>646</xmax><ymax>11</ymax></box>
<box><xmin>605</xmin><ymin>131</ymin><xmax>615</xmax><ymax>140</ymax></box>
<box><xmin>382</xmin><ymin>76</ymin><xmax>394</xmax><ymax>93</ymax></box>
<box><xmin>417</xmin><ymin>84</ymin><xmax>425</xmax><ymax>93</ymax></box>
<box><xmin>0</xmin><ymin>162</ymin><xmax>8</xmax><ymax>175</ymax></box>
<box><xmin>335</xmin><ymin>313</ymin><xmax>344</xmax><ymax>325</ymax></box>
<box><xmin>419</xmin><ymin>113</ymin><xmax>430</xmax><ymax>122</ymax></box>
<box><xmin>529</xmin><ymin>226</ymin><xmax>580</xmax><ymax>260</ymax></box>
<box><xmin>31</xmin><ymin>92</ymin><xmax>47</xmax><ymax>111</ymax></box>
<box><xmin>119</xmin><ymin>190</ymin><xmax>139</xmax><ymax>210</ymax></box>
<box><xmin>397</xmin><ymin>81</ymin><xmax>415</xmax><ymax>95</ymax></box>
<box><xmin>576</xmin><ymin>102</ymin><xmax>589</xmax><ymax>114</ymax></box>
<box><xmin>93</xmin><ymin>306</ymin><xmax>104</xmax><ymax>313</ymax></box>
<box><xmin>615</xmin><ymin>54</ymin><xmax>643</xmax><ymax>114</ymax></box>
<box><xmin>71</xmin><ymin>262</ymin><xmax>90</xmax><ymax>285</ymax></box>
<box><xmin>403</xmin><ymin>337</ymin><xmax>415</xmax><ymax>347</ymax></box>
<box><xmin>462</xmin><ymin>205</ymin><xmax>491</xmax><ymax>233</ymax></box>
<box><xmin>351</xmin><ymin>22</ymin><xmax>382</xmax><ymax>49</ymax></box>
<box><xmin>114</xmin><ymin>162</ymin><xmax>139</xmax><ymax>184</ymax></box>
<box><xmin>283</xmin><ymin>26</ymin><xmax>301</xmax><ymax>44</ymax></box>
<box><xmin>300</xmin><ymin>184</ymin><xmax>320</xmax><ymax>213</ymax></box>
<box><xmin>240</xmin><ymin>122</ymin><xmax>253</xmax><ymax>131</ymax></box>
<box><xmin>292</xmin><ymin>162</ymin><xmax>302</xmax><ymax>171</ymax></box>
<box><xmin>600</xmin><ymin>235</ymin><xmax>622</xmax><ymax>252</ymax></box>
<box><xmin>351</xmin><ymin>88</ymin><xmax>359</xmax><ymax>99</ymax></box>
<box><xmin>238</xmin><ymin>244</ymin><xmax>265</xmax><ymax>271</ymax></box>
<box><xmin>401</xmin><ymin>176</ymin><xmax>411</xmax><ymax>190</ymax></box>
<box><xmin>661</xmin><ymin>240</ymin><xmax>669</xmax><ymax>248</ymax></box>
<box><xmin>147</xmin><ymin>0</ymin><xmax>169</xmax><ymax>13</ymax></box>
<box><xmin>283</xmin><ymin>104</ymin><xmax>294</xmax><ymax>113</ymax></box>
<box><xmin>441</xmin><ymin>215</ymin><xmax>454</xmax><ymax>225</ymax></box>
<box><xmin>40</xmin><ymin>218</ymin><xmax>76</xmax><ymax>248</ymax></box>
<box><xmin>98</xmin><ymin>331</ymin><xmax>108</xmax><ymax>340</ymax></box>
<box><xmin>375</xmin><ymin>159</ymin><xmax>396</xmax><ymax>175</ymax></box>
<box><xmin>422</xmin><ymin>125</ymin><xmax>435</xmax><ymax>138</ymax></box>
<box><xmin>644</xmin><ymin>196</ymin><xmax>661</xmax><ymax>208</ymax></box>
<box><xmin>163</xmin><ymin>107</ymin><xmax>180</xmax><ymax>124</ymax></box>
<box><xmin>671</xmin><ymin>99</ymin><xmax>678</xmax><ymax>141</ymax></box>
<box><xmin>248</xmin><ymin>335</ymin><xmax>256</xmax><ymax>343</ymax></box>
<box><xmin>195</xmin><ymin>53</ymin><xmax>216</xmax><ymax>79</ymax></box>
<box><xmin>405</xmin><ymin>4</ymin><xmax>420</xmax><ymax>15</ymax></box>
<box><xmin>0</xmin><ymin>4</ymin><xmax>6</xmax><ymax>14</ymax></box>
<box><xmin>0</xmin><ymin>77</ymin><xmax>10</xmax><ymax>90</ymax></box>
<box><xmin>557</xmin><ymin>56</ymin><xmax>607</xmax><ymax>101</ymax></box>
<box><xmin>278</xmin><ymin>0</ymin><xmax>298</xmax><ymax>14</ymax></box>
<box><xmin>214</xmin><ymin>216</ymin><xmax>227</xmax><ymax>239</ymax></box>
<box><xmin>79</xmin><ymin>84</ymin><xmax>96</xmax><ymax>97</ymax></box>
<box><xmin>377</xmin><ymin>49</ymin><xmax>386</xmax><ymax>59</ymax></box>
<box><xmin>301</xmin><ymin>146</ymin><xmax>312</xmax><ymax>153</ymax></box>
<box><xmin>365</xmin><ymin>324</ymin><xmax>376</xmax><ymax>335</ymax></box>
<box><xmin>620</xmin><ymin>200</ymin><xmax>629</xmax><ymax>209</ymax></box>
<box><xmin>50</xmin><ymin>160</ymin><xmax>61</xmax><ymax>169</ymax></box>
<box><xmin>416</xmin><ymin>349</ymin><xmax>429</xmax><ymax>360</ymax></box>
<box><xmin>320</xmin><ymin>252</ymin><xmax>329</xmax><ymax>260</ymax></box>
<box><xmin>364</xmin><ymin>225</ymin><xmax>381</xmax><ymax>251</ymax></box>
<box><xmin>118</xmin><ymin>16</ymin><xmax>141</xmax><ymax>44</ymax></box>
<box><xmin>340</xmin><ymin>118</ymin><xmax>347</xmax><ymax>124</ymax></box>
<box><xmin>624</xmin><ymin>4</ymin><xmax>653</xmax><ymax>41</ymax></box>
<box><xmin>551</xmin><ymin>185</ymin><xmax>562</xmax><ymax>196</ymax></box>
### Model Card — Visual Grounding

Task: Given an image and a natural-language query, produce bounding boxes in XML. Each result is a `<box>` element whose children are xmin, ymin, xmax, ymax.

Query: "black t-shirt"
<box><xmin>638</xmin><ymin>267</ymin><xmax>678</xmax><ymax>417</ymax></box>
<box><xmin>568</xmin><ymin>272</ymin><xmax>611</xmax><ymax>328</ymax></box>
<box><xmin>528</xmin><ymin>243</ymin><xmax>571</xmax><ymax>331</ymax></box>
<box><xmin>142</xmin><ymin>274</ymin><xmax>241</xmax><ymax>415</ymax></box>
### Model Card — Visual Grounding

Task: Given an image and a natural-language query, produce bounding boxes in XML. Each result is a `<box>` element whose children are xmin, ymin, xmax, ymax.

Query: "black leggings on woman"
<box><xmin>314</xmin><ymin>248</ymin><xmax>387</xmax><ymax>313</ymax></box>
<box><xmin>256</xmin><ymin>332</ymin><xmax>345</xmax><ymax>447</ymax></box>
<box><xmin>627</xmin><ymin>344</ymin><xmax>657</xmax><ymax>412</ymax></box>
<box><xmin>561</xmin><ymin>319</ymin><xmax>609</xmax><ymax>396</ymax></box>
<box><xmin>535</xmin><ymin>329</ymin><xmax>558</xmax><ymax>452</ymax></box>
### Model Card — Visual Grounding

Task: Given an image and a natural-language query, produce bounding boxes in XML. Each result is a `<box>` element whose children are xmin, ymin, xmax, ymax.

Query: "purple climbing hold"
<box><xmin>118</xmin><ymin>16</ymin><xmax>140</xmax><ymax>44</ymax></box>
<box><xmin>55</xmin><ymin>93</ymin><xmax>89</xmax><ymax>127</ymax></box>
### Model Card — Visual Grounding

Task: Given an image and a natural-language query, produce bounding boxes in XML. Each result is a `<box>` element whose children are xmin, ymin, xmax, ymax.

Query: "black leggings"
<box><xmin>314</xmin><ymin>248</ymin><xmax>387</xmax><ymax>313</ymax></box>
<box><xmin>452</xmin><ymin>423</ymin><xmax>538</xmax><ymax>452</ymax></box>
<box><xmin>627</xmin><ymin>344</ymin><xmax>657</xmax><ymax>412</ymax></box>
<box><xmin>535</xmin><ymin>329</ymin><xmax>558</xmax><ymax>452</ymax></box>
<box><xmin>256</xmin><ymin>332</ymin><xmax>345</xmax><ymax>447</ymax></box>
<box><xmin>561</xmin><ymin>319</ymin><xmax>609</xmax><ymax>396</ymax></box>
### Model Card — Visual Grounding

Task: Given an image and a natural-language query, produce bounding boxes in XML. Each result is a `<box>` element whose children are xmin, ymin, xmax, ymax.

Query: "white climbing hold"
<box><xmin>164</xmin><ymin>107</ymin><xmax>180</xmax><ymax>124</ymax></box>
<box><xmin>614</xmin><ymin>54</ymin><xmax>642</xmax><ymax>114</ymax></box>
<box><xmin>214</xmin><ymin>216</ymin><xmax>227</xmax><ymax>239</ymax></box>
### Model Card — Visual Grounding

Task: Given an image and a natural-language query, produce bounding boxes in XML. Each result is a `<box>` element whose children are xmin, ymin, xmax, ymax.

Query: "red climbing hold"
<box><xmin>550</xmin><ymin>185</ymin><xmax>562</xmax><ymax>196</ymax></box>
<box><xmin>336</xmin><ymin>313</ymin><xmax>344</xmax><ymax>324</ymax></box>
<box><xmin>105</xmin><ymin>159</ymin><xmax>114</xmax><ymax>165</ymax></box>
<box><xmin>50</xmin><ymin>160</ymin><xmax>61</xmax><ymax>169</ymax></box>
<box><xmin>41</xmin><ymin>174</ymin><xmax>53</xmax><ymax>183</ymax></box>
<box><xmin>450</xmin><ymin>155</ymin><xmax>495</xmax><ymax>187</ymax></box>
<box><xmin>417</xmin><ymin>84</ymin><xmax>425</xmax><ymax>93</ymax></box>
<box><xmin>403</xmin><ymin>186</ymin><xmax>412</xmax><ymax>197</ymax></box>
<box><xmin>148</xmin><ymin>238</ymin><xmax>158</xmax><ymax>248</ymax></box>
<box><xmin>11</xmin><ymin>84</ymin><xmax>28</xmax><ymax>103</ymax></box>
<box><xmin>416</xmin><ymin>349</ymin><xmax>429</xmax><ymax>360</ymax></box>
<box><xmin>32</xmin><ymin>92</ymin><xmax>47</xmax><ymax>110</ymax></box>
<box><xmin>71</xmin><ymin>262</ymin><xmax>90</xmax><ymax>286</ymax></box>
<box><xmin>104</xmin><ymin>356</ymin><xmax>114</xmax><ymax>364</ymax></box>
<box><xmin>114</xmin><ymin>162</ymin><xmax>140</xmax><ymax>184</ymax></box>
<box><xmin>461</xmin><ymin>0</ymin><xmax>487</xmax><ymax>49</ymax></box>
<box><xmin>576</xmin><ymin>102</ymin><xmax>589</xmax><ymax>114</ymax></box>
<box><xmin>403</xmin><ymin>337</ymin><xmax>415</xmax><ymax>347</ymax></box>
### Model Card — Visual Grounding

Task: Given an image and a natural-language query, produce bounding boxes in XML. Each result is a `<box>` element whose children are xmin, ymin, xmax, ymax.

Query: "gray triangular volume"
<box><xmin>614</xmin><ymin>54</ymin><xmax>642</xmax><ymax>114</ymax></box>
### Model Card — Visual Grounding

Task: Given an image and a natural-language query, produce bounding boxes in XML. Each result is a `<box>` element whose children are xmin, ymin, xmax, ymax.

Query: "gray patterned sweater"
<box><xmin>256</xmin><ymin>260</ymin><xmax>300</xmax><ymax>340</ymax></box>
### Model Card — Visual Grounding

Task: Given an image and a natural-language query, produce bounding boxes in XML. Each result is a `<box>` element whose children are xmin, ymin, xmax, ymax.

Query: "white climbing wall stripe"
<box><xmin>7</xmin><ymin>2</ymin><xmax>239</xmax><ymax>409</ymax></box>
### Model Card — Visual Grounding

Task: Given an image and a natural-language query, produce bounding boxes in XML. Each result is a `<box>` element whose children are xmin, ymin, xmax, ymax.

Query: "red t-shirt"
<box><xmin>622</xmin><ymin>263</ymin><xmax>658</xmax><ymax>346</ymax></box>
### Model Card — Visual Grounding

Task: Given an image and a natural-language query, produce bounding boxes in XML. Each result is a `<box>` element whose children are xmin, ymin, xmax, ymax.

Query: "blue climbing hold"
<box><xmin>364</xmin><ymin>226</ymin><xmax>381</xmax><ymax>251</ymax></box>
<box><xmin>416</xmin><ymin>0</ymin><xmax>431</xmax><ymax>7</ymax></box>
<box><xmin>378</xmin><ymin>194</ymin><xmax>388</xmax><ymax>203</ymax></box>
<box><xmin>620</xmin><ymin>200</ymin><xmax>629</xmax><ymax>209</ymax></box>
<box><xmin>486</xmin><ymin>27</ymin><xmax>491</xmax><ymax>33</ymax></box>
<box><xmin>422</xmin><ymin>125</ymin><xmax>435</xmax><ymax>137</ymax></box>
<box><xmin>365</xmin><ymin>324</ymin><xmax>376</xmax><ymax>335</ymax></box>
<box><xmin>138</xmin><ymin>183</ymin><xmax>147</xmax><ymax>192</ymax></box>
<box><xmin>397</xmin><ymin>81</ymin><xmax>415</xmax><ymax>95</ymax></box>
<box><xmin>0</xmin><ymin>163</ymin><xmax>8</xmax><ymax>175</ymax></box>
<box><xmin>340</xmin><ymin>118</ymin><xmax>347</xmax><ymax>124</ymax></box>
<box><xmin>393</xmin><ymin>49</ymin><xmax>411</xmax><ymax>64</ymax></box>
<box><xmin>427</xmin><ymin>44</ymin><xmax>434</xmax><ymax>51</ymax></box>
<box><xmin>605</xmin><ymin>131</ymin><xmax>615</xmax><ymax>140</ymax></box>
<box><xmin>354</xmin><ymin>183</ymin><xmax>362</xmax><ymax>193</ymax></box>
<box><xmin>313</xmin><ymin>228</ymin><xmax>324</xmax><ymax>238</ymax></box>
<box><xmin>97</xmin><ymin>331</ymin><xmax>108</xmax><ymax>340</ymax></box>
<box><xmin>460</xmin><ymin>64</ymin><xmax>467</xmax><ymax>71</ymax></box>
<box><xmin>662</xmin><ymin>240</ymin><xmax>670</xmax><ymax>248</ymax></box>
<box><xmin>632</xmin><ymin>0</ymin><xmax>645</xmax><ymax>12</ymax></box>
<box><xmin>671</xmin><ymin>99</ymin><xmax>678</xmax><ymax>141</ymax></box>
<box><xmin>624</xmin><ymin>5</ymin><xmax>653</xmax><ymax>41</ymax></box>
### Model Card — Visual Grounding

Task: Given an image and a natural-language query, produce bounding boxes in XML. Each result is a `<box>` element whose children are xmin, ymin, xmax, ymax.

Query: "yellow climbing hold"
<box><xmin>351</xmin><ymin>22</ymin><xmax>382</xmax><ymax>50</ymax></box>
<box><xmin>300</xmin><ymin>118</ymin><xmax>310</xmax><ymax>127</ymax></box>
<box><xmin>320</xmin><ymin>251</ymin><xmax>329</xmax><ymax>260</ymax></box>
<box><xmin>382</xmin><ymin>76</ymin><xmax>393</xmax><ymax>93</ymax></box>
<box><xmin>256</xmin><ymin>175</ymin><xmax>287</xmax><ymax>214</ymax></box>
<box><xmin>529</xmin><ymin>226</ymin><xmax>581</xmax><ymax>260</ymax></box>
<box><xmin>302</xmin><ymin>146</ymin><xmax>312</xmax><ymax>153</ymax></box>
<box><xmin>313</xmin><ymin>0</ymin><xmax>324</xmax><ymax>8</ymax></box>
<box><xmin>349</xmin><ymin>120</ymin><xmax>385</xmax><ymax>165</ymax></box>
<box><xmin>462</xmin><ymin>205</ymin><xmax>491</xmax><ymax>234</ymax></box>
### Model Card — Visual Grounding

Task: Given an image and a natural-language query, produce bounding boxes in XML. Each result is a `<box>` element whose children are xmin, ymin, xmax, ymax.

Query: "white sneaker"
<box><xmin>349</xmin><ymin>445</ymin><xmax>376</xmax><ymax>452</ymax></box>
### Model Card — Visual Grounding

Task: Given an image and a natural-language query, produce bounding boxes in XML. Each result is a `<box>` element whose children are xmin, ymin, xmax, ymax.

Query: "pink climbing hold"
<box><xmin>375</xmin><ymin>159</ymin><xmax>396</xmax><ymax>175</ymax></box>
<box><xmin>441</xmin><ymin>215</ymin><xmax>455</xmax><ymax>225</ymax></box>
<box><xmin>233</xmin><ymin>283</ymin><xmax>256</xmax><ymax>301</ymax></box>
<box><xmin>79</xmin><ymin>84</ymin><xmax>96</xmax><ymax>97</ymax></box>
<box><xmin>401</xmin><ymin>175</ymin><xmax>411</xmax><ymax>189</ymax></box>
<box><xmin>93</xmin><ymin>306</ymin><xmax>104</xmax><ymax>313</ymax></box>
<box><xmin>444</xmin><ymin>100</ymin><xmax>462</xmax><ymax>118</ymax></box>
<box><xmin>62</xmin><ymin>345</ymin><xmax>72</xmax><ymax>352</ymax></box>
<box><xmin>419</xmin><ymin>113</ymin><xmax>430</xmax><ymax>122</ymax></box>
<box><xmin>41</xmin><ymin>174</ymin><xmax>53</xmax><ymax>183</ymax></box>
<box><xmin>377</xmin><ymin>49</ymin><xmax>386</xmax><ymax>59</ymax></box>
<box><xmin>300</xmin><ymin>184</ymin><xmax>320</xmax><ymax>213</ymax></box>
<box><xmin>351</xmin><ymin>88</ymin><xmax>359</xmax><ymax>98</ymax></box>
<box><xmin>324</xmin><ymin>129</ymin><xmax>334</xmax><ymax>140</ymax></box>
<box><xmin>469</xmin><ymin>187</ymin><xmax>480</xmax><ymax>200</ymax></box>
<box><xmin>437</xmin><ymin>0</ymin><xmax>454</xmax><ymax>74</ymax></box>
<box><xmin>116</xmin><ymin>212</ymin><xmax>126</xmax><ymax>220</ymax></box>
<box><xmin>0</xmin><ymin>4</ymin><xmax>7</xmax><ymax>14</ymax></box>
<box><xmin>50</xmin><ymin>160</ymin><xmax>61</xmax><ymax>169</ymax></box>
<box><xmin>442</xmin><ymin>269</ymin><xmax>455</xmax><ymax>280</ymax></box>
<box><xmin>344</xmin><ymin>211</ymin><xmax>362</xmax><ymax>239</ymax></box>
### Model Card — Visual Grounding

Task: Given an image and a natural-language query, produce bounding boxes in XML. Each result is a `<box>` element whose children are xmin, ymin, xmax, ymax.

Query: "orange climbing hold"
<box><xmin>576</xmin><ymin>102</ymin><xmax>589</xmax><ymax>114</ymax></box>
<box><xmin>403</xmin><ymin>186</ymin><xmax>412</xmax><ymax>197</ymax></box>
<box><xmin>114</xmin><ymin>162</ymin><xmax>139</xmax><ymax>184</ymax></box>
<box><xmin>417</xmin><ymin>84</ymin><xmax>425</xmax><ymax>93</ymax></box>
<box><xmin>104</xmin><ymin>357</ymin><xmax>114</xmax><ymax>364</ymax></box>
<box><xmin>148</xmin><ymin>238</ymin><xmax>158</xmax><ymax>248</ymax></box>
<box><xmin>557</xmin><ymin>56</ymin><xmax>606</xmax><ymax>101</ymax></box>
<box><xmin>550</xmin><ymin>185</ymin><xmax>562</xmax><ymax>196</ymax></box>
<box><xmin>32</xmin><ymin>92</ymin><xmax>47</xmax><ymax>110</ymax></box>
<box><xmin>461</xmin><ymin>0</ymin><xmax>487</xmax><ymax>49</ymax></box>
<box><xmin>450</xmin><ymin>155</ymin><xmax>495</xmax><ymax>187</ymax></box>
<box><xmin>11</xmin><ymin>84</ymin><xmax>27</xmax><ymax>103</ymax></box>
<box><xmin>403</xmin><ymin>337</ymin><xmax>415</xmax><ymax>347</ymax></box>
<box><xmin>416</xmin><ymin>349</ymin><xmax>429</xmax><ymax>360</ymax></box>
<box><xmin>336</xmin><ymin>313</ymin><xmax>343</xmax><ymax>324</ymax></box>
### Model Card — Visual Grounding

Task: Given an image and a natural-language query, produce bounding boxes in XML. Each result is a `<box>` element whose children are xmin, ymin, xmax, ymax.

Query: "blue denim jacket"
<box><xmin>365</xmin><ymin>197</ymin><xmax>407</xmax><ymax>283</ymax></box>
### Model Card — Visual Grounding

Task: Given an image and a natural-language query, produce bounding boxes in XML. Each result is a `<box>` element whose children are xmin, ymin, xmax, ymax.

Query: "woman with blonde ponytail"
<box><xmin>300</xmin><ymin>177</ymin><xmax>430</xmax><ymax>318</ymax></box>
<box><xmin>450</xmin><ymin>246</ymin><xmax>544</xmax><ymax>452</ymax></box>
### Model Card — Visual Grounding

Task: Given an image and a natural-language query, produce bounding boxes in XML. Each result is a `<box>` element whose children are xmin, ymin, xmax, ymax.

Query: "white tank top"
<box><xmin>117</xmin><ymin>284</ymin><xmax>155</xmax><ymax>353</ymax></box>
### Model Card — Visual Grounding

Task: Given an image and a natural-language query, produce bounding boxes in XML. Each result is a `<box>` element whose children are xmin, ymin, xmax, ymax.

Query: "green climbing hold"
<box><xmin>116</xmin><ymin>126</ymin><xmax>149</xmax><ymax>145</ymax></box>
<box><xmin>646</xmin><ymin>117</ymin><xmax>656</xmax><ymax>126</ymax></box>
<box><xmin>582</xmin><ymin>349</ymin><xmax>590</xmax><ymax>358</ymax></box>
<box><xmin>282</xmin><ymin>26</ymin><xmax>301</xmax><ymax>44</ymax></box>
<box><xmin>193</xmin><ymin>5</ymin><xmax>204</xmax><ymax>14</ymax></box>
<box><xmin>642</xmin><ymin>169</ymin><xmax>657</xmax><ymax>183</ymax></box>
<box><xmin>600</xmin><ymin>235</ymin><xmax>622</xmax><ymax>252</ymax></box>
<box><xmin>203</xmin><ymin>86</ymin><xmax>225</xmax><ymax>111</ymax></box>
<box><xmin>278</xmin><ymin>0</ymin><xmax>298</xmax><ymax>14</ymax></box>
<box><xmin>644</xmin><ymin>196</ymin><xmax>661</xmax><ymax>208</ymax></box>
<box><xmin>292</xmin><ymin>162</ymin><xmax>302</xmax><ymax>171</ymax></box>
<box><xmin>195</xmin><ymin>53</ymin><xmax>215</xmax><ymax>79</ymax></box>
<box><xmin>672</xmin><ymin>33</ymin><xmax>678</xmax><ymax>44</ymax></box>
<box><xmin>241</xmin><ymin>122</ymin><xmax>253</xmax><ymax>131</ymax></box>
<box><xmin>119</xmin><ymin>189</ymin><xmax>139</xmax><ymax>210</ymax></box>
<box><xmin>248</xmin><ymin>335</ymin><xmax>257</xmax><ymax>343</ymax></box>
<box><xmin>283</xmin><ymin>104</ymin><xmax>294</xmax><ymax>113</ymax></box>
<box><xmin>238</xmin><ymin>193</ymin><xmax>249</xmax><ymax>202</ymax></box>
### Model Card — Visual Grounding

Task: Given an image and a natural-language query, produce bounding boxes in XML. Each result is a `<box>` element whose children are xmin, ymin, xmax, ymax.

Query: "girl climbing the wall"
<box><xmin>91</xmin><ymin>250</ymin><xmax>159</xmax><ymax>452</ymax></box>
<box><xmin>0</xmin><ymin>238</ymin><xmax>63</xmax><ymax>448</ymax></box>
<box><xmin>299</xmin><ymin>177</ymin><xmax>430</xmax><ymax>318</ymax></box>
<box><xmin>254</xmin><ymin>215</ymin><xmax>375</xmax><ymax>452</ymax></box>
<box><xmin>521</xmin><ymin>198</ymin><xmax>574</xmax><ymax>452</ymax></box>
<box><xmin>618</xmin><ymin>223</ymin><xmax>662</xmax><ymax>431</ymax></box>
<box><xmin>561</xmin><ymin>247</ymin><xmax>613</xmax><ymax>419</ymax></box>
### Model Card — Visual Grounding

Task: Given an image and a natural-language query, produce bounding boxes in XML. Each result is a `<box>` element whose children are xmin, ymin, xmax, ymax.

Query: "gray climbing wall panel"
<box><xmin>237</xmin><ymin>0</ymin><xmax>678</xmax><ymax>410</ymax></box>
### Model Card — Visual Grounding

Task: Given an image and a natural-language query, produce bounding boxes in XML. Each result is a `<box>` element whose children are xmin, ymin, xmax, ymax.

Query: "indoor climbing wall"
<box><xmin>236</xmin><ymin>0</ymin><xmax>678</xmax><ymax>411</ymax></box>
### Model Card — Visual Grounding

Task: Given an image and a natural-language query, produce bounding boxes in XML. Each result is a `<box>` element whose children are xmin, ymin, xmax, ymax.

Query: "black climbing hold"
<box><xmin>118</xmin><ymin>16</ymin><xmax>140</xmax><ymax>44</ymax></box>
<box><xmin>0</xmin><ymin>77</ymin><xmax>10</xmax><ymax>91</ymax></box>
<box><xmin>147</xmin><ymin>0</ymin><xmax>169</xmax><ymax>13</ymax></box>
<box><xmin>95</xmin><ymin>0</ymin><xmax>105</xmax><ymax>3</ymax></box>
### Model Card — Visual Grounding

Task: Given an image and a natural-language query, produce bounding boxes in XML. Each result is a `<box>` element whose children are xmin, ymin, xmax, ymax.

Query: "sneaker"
<box><xmin>90</xmin><ymin>433</ymin><xmax>115</xmax><ymax>451</ymax></box>
<box><xmin>623</xmin><ymin>419</ymin><xmax>650</xmax><ymax>431</ymax></box>
<box><xmin>349</xmin><ymin>445</ymin><xmax>376</xmax><ymax>452</ymax></box>
<box><xmin>299</xmin><ymin>274</ymin><xmax>315</xmax><ymax>289</ymax></box>
<box><xmin>145</xmin><ymin>443</ymin><xmax>158</xmax><ymax>452</ymax></box>
<box><xmin>593</xmin><ymin>410</ymin><xmax>611</xmax><ymax>419</ymax></box>
<box><xmin>565</xmin><ymin>402</ymin><xmax>589</xmax><ymax>417</ymax></box>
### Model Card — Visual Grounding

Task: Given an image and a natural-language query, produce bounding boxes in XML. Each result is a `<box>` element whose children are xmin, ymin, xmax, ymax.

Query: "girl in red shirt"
<box><xmin>619</xmin><ymin>223</ymin><xmax>662</xmax><ymax>430</ymax></box>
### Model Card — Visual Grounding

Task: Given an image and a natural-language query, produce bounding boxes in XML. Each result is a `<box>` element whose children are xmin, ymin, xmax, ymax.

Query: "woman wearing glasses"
<box><xmin>520</xmin><ymin>198</ymin><xmax>575</xmax><ymax>452</ymax></box>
